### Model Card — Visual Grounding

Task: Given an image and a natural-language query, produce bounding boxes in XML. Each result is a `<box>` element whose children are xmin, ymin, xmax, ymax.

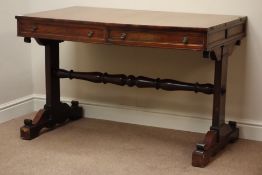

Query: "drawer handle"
<box><xmin>88</xmin><ymin>31</ymin><xmax>94</xmax><ymax>38</ymax></box>
<box><xmin>182</xmin><ymin>36</ymin><xmax>189</xmax><ymax>44</ymax></box>
<box><xmin>120</xmin><ymin>33</ymin><xmax>127</xmax><ymax>40</ymax></box>
<box><xmin>31</xmin><ymin>25</ymin><xmax>38</xmax><ymax>32</ymax></box>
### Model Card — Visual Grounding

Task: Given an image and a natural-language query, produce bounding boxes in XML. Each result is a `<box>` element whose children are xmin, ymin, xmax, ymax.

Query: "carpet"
<box><xmin>0</xmin><ymin>113</ymin><xmax>261</xmax><ymax>175</ymax></box>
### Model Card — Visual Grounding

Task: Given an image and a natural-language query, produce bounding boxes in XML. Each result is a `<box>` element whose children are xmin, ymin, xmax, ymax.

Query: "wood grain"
<box><xmin>16</xmin><ymin>6</ymin><xmax>247</xmax><ymax>51</ymax></box>
<box><xmin>21</xmin><ymin>6</ymin><xmax>244</xmax><ymax>29</ymax></box>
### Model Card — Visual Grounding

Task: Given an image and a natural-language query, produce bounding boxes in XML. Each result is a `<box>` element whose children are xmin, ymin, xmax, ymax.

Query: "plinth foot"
<box><xmin>192</xmin><ymin>121</ymin><xmax>239</xmax><ymax>167</ymax></box>
<box><xmin>20</xmin><ymin>101</ymin><xmax>83</xmax><ymax>140</ymax></box>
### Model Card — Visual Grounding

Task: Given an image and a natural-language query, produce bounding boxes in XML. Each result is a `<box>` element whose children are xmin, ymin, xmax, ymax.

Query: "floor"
<box><xmin>0</xmin><ymin>113</ymin><xmax>261</xmax><ymax>175</ymax></box>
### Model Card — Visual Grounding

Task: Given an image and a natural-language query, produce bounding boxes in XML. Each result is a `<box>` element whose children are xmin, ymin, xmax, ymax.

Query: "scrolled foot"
<box><xmin>20</xmin><ymin>110</ymin><xmax>49</xmax><ymax>140</ymax></box>
<box><xmin>192</xmin><ymin>122</ymin><xmax>239</xmax><ymax>167</ymax></box>
<box><xmin>228</xmin><ymin>121</ymin><xmax>239</xmax><ymax>143</ymax></box>
<box><xmin>20</xmin><ymin>122</ymin><xmax>40</xmax><ymax>140</ymax></box>
<box><xmin>20</xmin><ymin>101</ymin><xmax>83</xmax><ymax>140</ymax></box>
<box><xmin>69</xmin><ymin>101</ymin><xmax>83</xmax><ymax>120</ymax></box>
<box><xmin>192</xmin><ymin>149</ymin><xmax>210</xmax><ymax>168</ymax></box>
<box><xmin>192</xmin><ymin>130</ymin><xmax>217</xmax><ymax>167</ymax></box>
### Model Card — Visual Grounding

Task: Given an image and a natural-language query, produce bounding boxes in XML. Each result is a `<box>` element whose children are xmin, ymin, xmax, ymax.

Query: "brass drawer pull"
<box><xmin>88</xmin><ymin>31</ymin><xmax>94</xmax><ymax>38</ymax></box>
<box><xmin>182</xmin><ymin>36</ymin><xmax>189</xmax><ymax>44</ymax></box>
<box><xmin>120</xmin><ymin>33</ymin><xmax>127</xmax><ymax>40</ymax></box>
<box><xmin>31</xmin><ymin>25</ymin><xmax>38</xmax><ymax>32</ymax></box>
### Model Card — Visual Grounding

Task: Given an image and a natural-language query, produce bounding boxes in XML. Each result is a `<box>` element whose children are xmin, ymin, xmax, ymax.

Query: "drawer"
<box><xmin>108</xmin><ymin>29</ymin><xmax>204</xmax><ymax>49</ymax></box>
<box><xmin>227</xmin><ymin>24</ymin><xmax>245</xmax><ymax>38</ymax></box>
<box><xmin>18</xmin><ymin>20</ymin><xmax>106</xmax><ymax>43</ymax></box>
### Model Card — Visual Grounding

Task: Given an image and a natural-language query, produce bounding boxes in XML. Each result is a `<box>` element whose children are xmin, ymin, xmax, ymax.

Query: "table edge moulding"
<box><xmin>15</xmin><ymin>6</ymin><xmax>247</xmax><ymax>168</ymax></box>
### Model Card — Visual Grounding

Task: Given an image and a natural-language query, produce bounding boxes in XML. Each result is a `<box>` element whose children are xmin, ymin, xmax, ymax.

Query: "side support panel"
<box><xmin>20</xmin><ymin>38</ymin><xmax>83</xmax><ymax>140</ymax></box>
<box><xmin>212</xmin><ymin>47</ymin><xmax>228</xmax><ymax>129</ymax></box>
<box><xmin>192</xmin><ymin>46</ymin><xmax>239</xmax><ymax>167</ymax></box>
<box><xmin>45</xmin><ymin>41</ymin><xmax>60</xmax><ymax>108</ymax></box>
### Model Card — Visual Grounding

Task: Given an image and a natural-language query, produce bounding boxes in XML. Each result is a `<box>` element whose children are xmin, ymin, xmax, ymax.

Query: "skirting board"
<box><xmin>0</xmin><ymin>95</ymin><xmax>34</xmax><ymax>124</ymax></box>
<box><xmin>1</xmin><ymin>94</ymin><xmax>262</xmax><ymax>141</ymax></box>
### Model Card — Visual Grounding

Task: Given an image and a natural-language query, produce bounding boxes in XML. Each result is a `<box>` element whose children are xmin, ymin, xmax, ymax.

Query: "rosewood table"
<box><xmin>15</xmin><ymin>6</ymin><xmax>247</xmax><ymax>167</ymax></box>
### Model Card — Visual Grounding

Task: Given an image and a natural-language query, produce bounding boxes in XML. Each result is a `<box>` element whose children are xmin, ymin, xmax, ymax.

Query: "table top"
<box><xmin>16</xmin><ymin>6</ymin><xmax>247</xmax><ymax>51</ymax></box>
<box><xmin>22</xmin><ymin>6</ymin><xmax>244</xmax><ymax>30</ymax></box>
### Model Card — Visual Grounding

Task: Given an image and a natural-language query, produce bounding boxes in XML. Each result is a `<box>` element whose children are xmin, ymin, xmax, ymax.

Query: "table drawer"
<box><xmin>19</xmin><ymin>20</ymin><xmax>106</xmax><ymax>43</ymax></box>
<box><xmin>108</xmin><ymin>29</ymin><xmax>204</xmax><ymax>49</ymax></box>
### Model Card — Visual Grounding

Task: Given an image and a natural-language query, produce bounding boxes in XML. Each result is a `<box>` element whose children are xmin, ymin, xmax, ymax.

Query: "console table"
<box><xmin>15</xmin><ymin>6</ymin><xmax>247</xmax><ymax>167</ymax></box>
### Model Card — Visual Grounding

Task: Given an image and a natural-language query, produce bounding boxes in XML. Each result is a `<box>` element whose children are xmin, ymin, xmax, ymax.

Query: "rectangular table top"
<box><xmin>16</xmin><ymin>6</ymin><xmax>247</xmax><ymax>51</ymax></box>
<box><xmin>21</xmin><ymin>6</ymin><xmax>244</xmax><ymax>30</ymax></box>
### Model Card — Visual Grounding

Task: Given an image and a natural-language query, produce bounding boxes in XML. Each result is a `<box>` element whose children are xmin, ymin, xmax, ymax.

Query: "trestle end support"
<box><xmin>192</xmin><ymin>122</ymin><xmax>239</xmax><ymax>167</ymax></box>
<box><xmin>20</xmin><ymin>101</ymin><xmax>83</xmax><ymax>140</ymax></box>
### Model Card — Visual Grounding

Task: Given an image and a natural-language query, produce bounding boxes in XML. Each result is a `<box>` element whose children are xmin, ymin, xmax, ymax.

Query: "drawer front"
<box><xmin>108</xmin><ymin>29</ymin><xmax>204</xmax><ymax>50</ymax></box>
<box><xmin>19</xmin><ymin>20</ymin><xmax>106</xmax><ymax>43</ymax></box>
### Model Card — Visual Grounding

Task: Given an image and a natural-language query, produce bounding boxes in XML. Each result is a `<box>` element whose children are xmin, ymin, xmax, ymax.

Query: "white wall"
<box><xmin>28</xmin><ymin>0</ymin><xmax>262</xmax><ymax>123</ymax></box>
<box><xmin>0</xmin><ymin>1</ymin><xmax>33</xmax><ymax>105</ymax></box>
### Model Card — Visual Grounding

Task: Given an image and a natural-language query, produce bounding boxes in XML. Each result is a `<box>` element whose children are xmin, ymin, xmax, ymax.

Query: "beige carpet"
<box><xmin>0</xmin><ymin>114</ymin><xmax>261</xmax><ymax>175</ymax></box>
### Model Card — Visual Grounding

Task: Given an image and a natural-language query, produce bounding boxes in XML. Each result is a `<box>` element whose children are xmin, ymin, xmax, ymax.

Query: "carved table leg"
<box><xmin>192</xmin><ymin>45</ymin><xmax>239</xmax><ymax>167</ymax></box>
<box><xmin>20</xmin><ymin>39</ymin><xmax>83</xmax><ymax>140</ymax></box>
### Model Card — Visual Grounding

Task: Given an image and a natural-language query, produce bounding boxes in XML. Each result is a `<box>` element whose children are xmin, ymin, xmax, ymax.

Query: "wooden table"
<box><xmin>16</xmin><ymin>6</ymin><xmax>247</xmax><ymax>167</ymax></box>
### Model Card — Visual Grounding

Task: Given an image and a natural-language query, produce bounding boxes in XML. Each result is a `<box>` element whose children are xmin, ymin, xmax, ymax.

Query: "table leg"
<box><xmin>192</xmin><ymin>46</ymin><xmax>239</xmax><ymax>167</ymax></box>
<box><xmin>20</xmin><ymin>39</ymin><xmax>83</xmax><ymax>140</ymax></box>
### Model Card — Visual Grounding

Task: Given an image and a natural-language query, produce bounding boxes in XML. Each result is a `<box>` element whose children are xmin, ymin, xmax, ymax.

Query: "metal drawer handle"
<box><xmin>120</xmin><ymin>33</ymin><xmax>127</xmax><ymax>40</ymax></box>
<box><xmin>31</xmin><ymin>25</ymin><xmax>38</xmax><ymax>32</ymax></box>
<box><xmin>88</xmin><ymin>31</ymin><xmax>94</xmax><ymax>38</ymax></box>
<box><xmin>182</xmin><ymin>36</ymin><xmax>189</xmax><ymax>44</ymax></box>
